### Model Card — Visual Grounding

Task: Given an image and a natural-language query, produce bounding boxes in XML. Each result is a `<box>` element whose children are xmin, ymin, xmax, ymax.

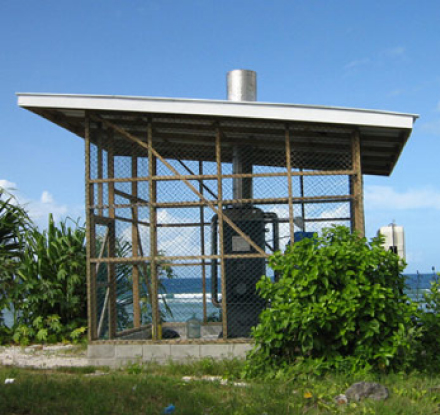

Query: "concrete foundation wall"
<box><xmin>87</xmin><ymin>342</ymin><xmax>253</xmax><ymax>368</ymax></box>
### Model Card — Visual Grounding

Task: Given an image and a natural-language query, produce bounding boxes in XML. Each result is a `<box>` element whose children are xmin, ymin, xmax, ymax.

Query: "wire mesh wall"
<box><xmin>85</xmin><ymin>113</ymin><xmax>363</xmax><ymax>342</ymax></box>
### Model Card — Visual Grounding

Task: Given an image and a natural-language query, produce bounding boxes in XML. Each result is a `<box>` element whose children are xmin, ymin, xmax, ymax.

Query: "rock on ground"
<box><xmin>345</xmin><ymin>382</ymin><xmax>389</xmax><ymax>402</ymax></box>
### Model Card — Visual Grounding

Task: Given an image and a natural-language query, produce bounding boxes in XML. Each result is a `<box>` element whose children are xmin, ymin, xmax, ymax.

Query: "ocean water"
<box><xmin>2</xmin><ymin>273</ymin><xmax>437</xmax><ymax>328</ymax></box>
<box><xmin>161</xmin><ymin>273</ymin><xmax>439</xmax><ymax>294</ymax></box>
<box><xmin>404</xmin><ymin>273</ymin><xmax>439</xmax><ymax>309</ymax></box>
<box><xmin>405</xmin><ymin>273</ymin><xmax>438</xmax><ymax>290</ymax></box>
<box><xmin>160</xmin><ymin>273</ymin><xmax>439</xmax><ymax>322</ymax></box>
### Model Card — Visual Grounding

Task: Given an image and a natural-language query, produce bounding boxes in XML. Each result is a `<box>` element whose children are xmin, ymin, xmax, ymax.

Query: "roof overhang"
<box><xmin>17</xmin><ymin>93</ymin><xmax>418</xmax><ymax>176</ymax></box>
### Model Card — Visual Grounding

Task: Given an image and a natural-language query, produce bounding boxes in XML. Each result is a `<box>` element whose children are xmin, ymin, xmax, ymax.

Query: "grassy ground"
<box><xmin>2</xmin><ymin>360</ymin><xmax>440</xmax><ymax>414</ymax></box>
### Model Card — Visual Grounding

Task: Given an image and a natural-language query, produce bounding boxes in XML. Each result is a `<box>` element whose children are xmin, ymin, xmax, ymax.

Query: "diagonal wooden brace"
<box><xmin>91</xmin><ymin>114</ymin><xmax>268</xmax><ymax>257</ymax></box>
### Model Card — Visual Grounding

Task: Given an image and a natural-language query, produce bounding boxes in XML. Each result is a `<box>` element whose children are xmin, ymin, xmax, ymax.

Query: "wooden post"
<box><xmin>96</xmin><ymin>228</ymin><xmax>110</xmax><ymax>338</ymax></box>
<box><xmin>199</xmin><ymin>161</ymin><xmax>207</xmax><ymax>322</ymax></box>
<box><xmin>107</xmin><ymin>130</ymin><xmax>117</xmax><ymax>339</ymax></box>
<box><xmin>285</xmin><ymin>124</ymin><xmax>295</xmax><ymax>244</ymax></box>
<box><xmin>351</xmin><ymin>129</ymin><xmax>365</xmax><ymax>237</ymax></box>
<box><xmin>132</xmin><ymin>150</ymin><xmax>141</xmax><ymax>328</ymax></box>
<box><xmin>299</xmin><ymin>169</ymin><xmax>306</xmax><ymax>231</ymax></box>
<box><xmin>97</xmin><ymin>133</ymin><xmax>103</xmax><ymax>216</ymax></box>
<box><xmin>148</xmin><ymin>121</ymin><xmax>160</xmax><ymax>340</ymax></box>
<box><xmin>216</xmin><ymin>126</ymin><xmax>228</xmax><ymax>339</ymax></box>
<box><xmin>85</xmin><ymin>113</ymin><xmax>97</xmax><ymax>341</ymax></box>
<box><xmin>349</xmin><ymin>175</ymin><xmax>355</xmax><ymax>233</ymax></box>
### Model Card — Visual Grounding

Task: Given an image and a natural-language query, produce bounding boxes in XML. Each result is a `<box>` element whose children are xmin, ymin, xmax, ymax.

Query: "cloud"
<box><xmin>387</xmin><ymin>89</ymin><xmax>405</xmax><ymax>97</ymax></box>
<box><xmin>405</xmin><ymin>249</ymin><xmax>424</xmax><ymax>265</ymax></box>
<box><xmin>40</xmin><ymin>191</ymin><xmax>54</xmax><ymax>204</ymax></box>
<box><xmin>383</xmin><ymin>46</ymin><xmax>406</xmax><ymax>58</ymax></box>
<box><xmin>0</xmin><ymin>178</ymin><xmax>83</xmax><ymax>228</ymax></box>
<box><xmin>344</xmin><ymin>46</ymin><xmax>407</xmax><ymax>73</ymax></box>
<box><xmin>420</xmin><ymin>119</ymin><xmax>440</xmax><ymax>136</ymax></box>
<box><xmin>0</xmin><ymin>179</ymin><xmax>17</xmax><ymax>191</ymax></box>
<box><xmin>159</xmin><ymin>226</ymin><xmax>200</xmax><ymax>257</ymax></box>
<box><xmin>417</xmin><ymin>101</ymin><xmax>440</xmax><ymax>135</ymax></box>
<box><xmin>27</xmin><ymin>191</ymin><xmax>70</xmax><ymax>225</ymax></box>
<box><xmin>319</xmin><ymin>204</ymin><xmax>348</xmax><ymax>219</ymax></box>
<box><xmin>119</xmin><ymin>208</ymin><xmax>203</xmax><ymax>258</ymax></box>
<box><xmin>344</xmin><ymin>58</ymin><xmax>371</xmax><ymax>70</ymax></box>
<box><xmin>365</xmin><ymin>185</ymin><xmax>440</xmax><ymax>210</ymax></box>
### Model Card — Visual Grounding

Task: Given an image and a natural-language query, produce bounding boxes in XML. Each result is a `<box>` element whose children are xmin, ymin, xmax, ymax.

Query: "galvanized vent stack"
<box><xmin>227</xmin><ymin>69</ymin><xmax>256</xmax><ymax>201</ymax></box>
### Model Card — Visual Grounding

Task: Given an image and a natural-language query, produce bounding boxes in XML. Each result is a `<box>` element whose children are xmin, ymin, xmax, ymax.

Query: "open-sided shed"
<box><xmin>17</xmin><ymin>74</ymin><xmax>417</xmax><ymax>362</ymax></box>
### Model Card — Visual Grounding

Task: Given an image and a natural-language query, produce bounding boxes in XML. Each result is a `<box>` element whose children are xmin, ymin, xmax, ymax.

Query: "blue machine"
<box><xmin>287</xmin><ymin>231</ymin><xmax>315</xmax><ymax>247</ymax></box>
<box><xmin>294</xmin><ymin>231</ymin><xmax>315</xmax><ymax>243</ymax></box>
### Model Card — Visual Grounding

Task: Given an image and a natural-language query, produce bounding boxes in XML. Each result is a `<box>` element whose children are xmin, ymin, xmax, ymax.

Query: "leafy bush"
<box><xmin>11</xmin><ymin>214</ymin><xmax>87</xmax><ymax>344</ymax></box>
<box><xmin>411</xmin><ymin>278</ymin><xmax>440</xmax><ymax>372</ymax></box>
<box><xmin>244</xmin><ymin>226</ymin><xmax>417</xmax><ymax>378</ymax></box>
<box><xmin>0</xmin><ymin>188</ymin><xmax>30</xmax><ymax>341</ymax></box>
<box><xmin>1</xmin><ymin>188</ymin><xmax>176</xmax><ymax>344</ymax></box>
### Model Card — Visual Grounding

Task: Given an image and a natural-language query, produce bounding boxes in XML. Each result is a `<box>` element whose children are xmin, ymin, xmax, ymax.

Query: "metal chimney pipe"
<box><xmin>227</xmin><ymin>69</ymin><xmax>257</xmax><ymax>102</ymax></box>
<box><xmin>227</xmin><ymin>70</ymin><xmax>256</xmax><ymax>201</ymax></box>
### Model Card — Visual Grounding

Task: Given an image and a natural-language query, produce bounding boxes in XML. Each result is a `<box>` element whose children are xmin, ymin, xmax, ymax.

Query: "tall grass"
<box><xmin>2</xmin><ymin>361</ymin><xmax>440</xmax><ymax>414</ymax></box>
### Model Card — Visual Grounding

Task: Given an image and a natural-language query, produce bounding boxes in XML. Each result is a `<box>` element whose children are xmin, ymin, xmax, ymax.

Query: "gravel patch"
<box><xmin>0</xmin><ymin>344</ymin><xmax>89</xmax><ymax>369</ymax></box>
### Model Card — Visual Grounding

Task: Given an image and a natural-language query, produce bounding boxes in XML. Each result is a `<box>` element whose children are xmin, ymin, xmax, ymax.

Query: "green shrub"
<box><xmin>0</xmin><ymin>187</ymin><xmax>30</xmax><ymax>343</ymax></box>
<box><xmin>244</xmin><ymin>226</ymin><xmax>417</xmax><ymax>378</ymax></box>
<box><xmin>1</xmin><ymin>188</ymin><xmax>176</xmax><ymax>344</ymax></box>
<box><xmin>411</xmin><ymin>278</ymin><xmax>440</xmax><ymax>372</ymax></box>
<box><xmin>11</xmin><ymin>214</ymin><xmax>87</xmax><ymax>344</ymax></box>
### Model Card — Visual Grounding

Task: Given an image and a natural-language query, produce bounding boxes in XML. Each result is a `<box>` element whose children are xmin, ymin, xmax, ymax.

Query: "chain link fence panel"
<box><xmin>86</xmin><ymin>115</ymin><xmax>359</xmax><ymax>341</ymax></box>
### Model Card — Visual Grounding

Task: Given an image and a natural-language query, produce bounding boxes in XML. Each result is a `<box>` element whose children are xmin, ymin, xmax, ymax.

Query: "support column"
<box><xmin>148</xmin><ymin>122</ymin><xmax>160</xmax><ymax>340</ymax></box>
<box><xmin>285</xmin><ymin>124</ymin><xmax>295</xmax><ymax>244</ymax></box>
<box><xmin>132</xmin><ymin>150</ymin><xmax>141</xmax><ymax>328</ymax></box>
<box><xmin>299</xmin><ymin>169</ymin><xmax>306</xmax><ymax>231</ymax></box>
<box><xmin>199</xmin><ymin>161</ymin><xmax>207</xmax><ymax>322</ymax></box>
<box><xmin>107</xmin><ymin>130</ymin><xmax>117</xmax><ymax>339</ymax></box>
<box><xmin>85</xmin><ymin>113</ymin><xmax>97</xmax><ymax>341</ymax></box>
<box><xmin>97</xmin><ymin>134</ymin><xmax>103</xmax><ymax>216</ymax></box>
<box><xmin>216</xmin><ymin>126</ymin><xmax>228</xmax><ymax>339</ymax></box>
<box><xmin>351</xmin><ymin>129</ymin><xmax>365</xmax><ymax>237</ymax></box>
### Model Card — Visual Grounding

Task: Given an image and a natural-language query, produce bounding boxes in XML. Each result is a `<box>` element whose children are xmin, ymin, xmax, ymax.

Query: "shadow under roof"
<box><xmin>17</xmin><ymin>93</ymin><xmax>418</xmax><ymax>176</ymax></box>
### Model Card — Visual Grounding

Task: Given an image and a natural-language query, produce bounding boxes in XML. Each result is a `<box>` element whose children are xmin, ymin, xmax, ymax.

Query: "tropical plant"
<box><xmin>11</xmin><ymin>214</ymin><xmax>87</xmax><ymax>343</ymax></box>
<box><xmin>0</xmin><ymin>187</ymin><xmax>30</xmax><ymax>337</ymax></box>
<box><xmin>244</xmin><ymin>226</ymin><xmax>417</xmax><ymax>378</ymax></box>
<box><xmin>1</xmin><ymin>188</ymin><xmax>175</xmax><ymax>344</ymax></box>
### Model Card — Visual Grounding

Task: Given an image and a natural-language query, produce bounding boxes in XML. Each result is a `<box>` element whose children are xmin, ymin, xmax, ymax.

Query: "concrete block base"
<box><xmin>87</xmin><ymin>342</ymin><xmax>253</xmax><ymax>367</ymax></box>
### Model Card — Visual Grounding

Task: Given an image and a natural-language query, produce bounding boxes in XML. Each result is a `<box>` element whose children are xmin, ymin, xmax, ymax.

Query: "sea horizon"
<box><xmin>2</xmin><ymin>272</ymin><xmax>437</xmax><ymax>328</ymax></box>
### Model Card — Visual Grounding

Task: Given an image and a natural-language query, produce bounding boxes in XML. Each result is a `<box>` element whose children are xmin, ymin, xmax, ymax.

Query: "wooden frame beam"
<box><xmin>148</xmin><ymin>122</ymin><xmax>160</xmax><ymax>340</ymax></box>
<box><xmin>131</xmin><ymin>150</ymin><xmax>141</xmax><ymax>328</ymax></box>
<box><xmin>107</xmin><ymin>130</ymin><xmax>117</xmax><ymax>339</ymax></box>
<box><xmin>91</xmin><ymin>114</ymin><xmax>267</xmax><ymax>257</ymax></box>
<box><xmin>216</xmin><ymin>126</ymin><xmax>228</xmax><ymax>339</ymax></box>
<box><xmin>88</xmin><ymin>169</ymin><xmax>355</xmax><ymax>184</ymax></box>
<box><xmin>198</xmin><ymin>161</ymin><xmax>207</xmax><ymax>322</ymax></box>
<box><xmin>285</xmin><ymin>124</ymin><xmax>295</xmax><ymax>243</ymax></box>
<box><xmin>85</xmin><ymin>113</ymin><xmax>97</xmax><ymax>341</ymax></box>
<box><xmin>352</xmin><ymin>129</ymin><xmax>365</xmax><ymax>236</ymax></box>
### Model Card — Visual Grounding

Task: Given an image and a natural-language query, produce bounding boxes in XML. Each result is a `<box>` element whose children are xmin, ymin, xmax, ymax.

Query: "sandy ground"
<box><xmin>0</xmin><ymin>344</ymin><xmax>89</xmax><ymax>369</ymax></box>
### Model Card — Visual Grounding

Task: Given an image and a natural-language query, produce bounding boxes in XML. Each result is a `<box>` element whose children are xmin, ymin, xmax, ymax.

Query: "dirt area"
<box><xmin>0</xmin><ymin>344</ymin><xmax>89</xmax><ymax>369</ymax></box>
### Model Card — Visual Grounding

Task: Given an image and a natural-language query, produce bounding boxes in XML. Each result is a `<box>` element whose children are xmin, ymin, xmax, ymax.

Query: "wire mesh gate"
<box><xmin>85</xmin><ymin>112</ymin><xmax>364</xmax><ymax>342</ymax></box>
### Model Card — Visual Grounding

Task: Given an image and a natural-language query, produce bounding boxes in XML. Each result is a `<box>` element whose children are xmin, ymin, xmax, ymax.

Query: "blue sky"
<box><xmin>1</xmin><ymin>1</ymin><xmax>440</xmax><ymax>273</ymax></box>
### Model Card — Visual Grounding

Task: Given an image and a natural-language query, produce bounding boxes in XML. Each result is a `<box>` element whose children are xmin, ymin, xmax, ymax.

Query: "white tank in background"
<box><xmin>377</xmin><ymin>224</ymin><xmax>405</xmax><ymax>259</ymax></box>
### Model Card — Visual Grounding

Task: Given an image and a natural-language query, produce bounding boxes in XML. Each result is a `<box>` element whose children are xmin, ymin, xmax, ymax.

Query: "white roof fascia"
<box><xmin>17</xmin><ymin>93</ymin><xmax>418</xmax><ymax>130</ymax></box>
